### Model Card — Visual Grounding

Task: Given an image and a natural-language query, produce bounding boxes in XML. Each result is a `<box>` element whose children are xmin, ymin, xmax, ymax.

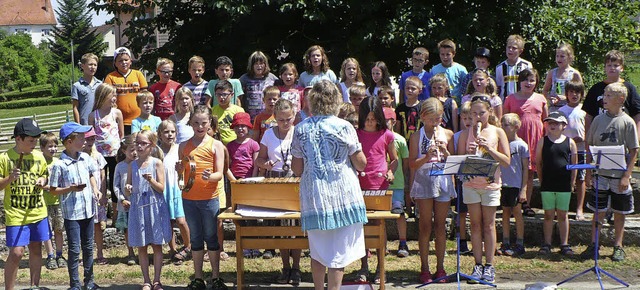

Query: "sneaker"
<box><xmin>419</xmin><ymin>270</ymin><xmax>432</xmax><ymax>283</ymax></box>
<box><xmin>56</xmin><ymin>256</ymin><xmax>67</xmax><ymax>268</ymax></box>
<box><xmin>209</xmin><ymin>277</ymin><xmax>228</xmax><ymax>290</ymax></box>
<box><xmin>496</xmin><ymin>243</ymin><xmax>510</xmax><ymax>256</ymax></box>
<box><xmin>45</xmin><ymin>256</ymin><xmax>58</xmax><ymax>270</ymax></box>
<box><xmin>126</xmin><ymin>256</ymin><xmax>136</xmax><ymax>266</ymax></box>
<box><xmin>251</xmin><ymin>249</ymin><xmax>261</xmax><ymax>258</ymax></box>
<box><xmin>580</xmin><ymin>244</ymin><xmax>599</xmax><ymax>260</ymax></box>
<box><xmin>612</xmin><ymin>246</ymin><xmax>626</xmax><ymax>262</ymax></box>
<box><xmin>391</xmin><ymin>201</ymin><xmax>404</xmax><ymax>214</ymax></box>
<box><xmin>433</xmin><ymin>268</ymin><xmax>447</xmax><ymax>283</ymax></box>
<box><xmin>242</xmin><ymin>249</ymin><xmax>252</xmax><ymax>258</ymax></box>
<box><xmin>397</xmin><ymin>244</ymin><xmax>409</xmax><ymax>258</ymax></box>
<box><xmin>186</xmin><ymin>278</ymin><xmax>206</xmax><ymax>290</ymax></box>
<box><xmin>262</xmin><ymin>250</ymin><xmax>274</xmax><ymax>259</ymax></box>
<box><xmin>506</xmin><ymin>244</ymin><xmax>525</xmax><ymax>256</ymax></box>
<box><xmin>481</xmin><ymin>265</ymin><xmax>495</xmax><ymax>283</ymax></box>
<box><xmin>467</xmin><ymin>264</ymin><xmax>483</xmax><ymax>284</ymax></box>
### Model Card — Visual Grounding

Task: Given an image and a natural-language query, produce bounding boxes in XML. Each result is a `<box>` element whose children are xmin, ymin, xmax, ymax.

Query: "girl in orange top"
<box><xmin>177</xmin><ymin>105</ymin><xmax>227</xmax><ymax>289</ymax></box>
<box><xmin>104</xmin><ymin>47</ymin><xmax>148</xmax><ymax>135</ymax></box>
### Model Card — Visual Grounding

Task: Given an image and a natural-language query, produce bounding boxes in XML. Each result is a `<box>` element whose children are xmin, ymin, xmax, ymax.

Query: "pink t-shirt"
<box><xmin>227</xmin><ymin>138</ymin><xmax>260</xmax><ymax>179</ymax></box>
<box><xmin>503</xmin><ymin>93</ymin><xmax>546</xmax><ymax>170</ymax></box>
<box><xmin>357</xmin><ymin>129</ymin><xmax>395</xmax><ymax>190</ymax></box>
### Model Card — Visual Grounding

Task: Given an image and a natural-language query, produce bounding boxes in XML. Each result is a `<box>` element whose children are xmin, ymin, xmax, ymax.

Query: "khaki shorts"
<box><xmin>47</xmin><ymin>205</ymin><xmax>64</xmax><ymax>233</ymax></box>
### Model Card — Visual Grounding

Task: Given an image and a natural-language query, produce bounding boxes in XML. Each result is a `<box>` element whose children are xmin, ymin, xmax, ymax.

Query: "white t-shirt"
<box><xmin>260</xmin><ymin>127</ymin><xmax>294</xmax><ymax>172</ymax></box>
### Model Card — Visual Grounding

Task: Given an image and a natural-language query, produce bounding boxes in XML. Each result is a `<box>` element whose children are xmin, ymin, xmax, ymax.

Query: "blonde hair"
<box><xmin>136</xmin><ymin>90</ymin><xmax>154</xmax><ymax>105</ymax></box>
<box><xmin>39</xmin><ymin>132</ymin><xmax>59</xmax><ymax>147</ymax></box>
<box><xmin>174</xmin><ymin>87</ymin><xmax>194</xmax><ymax>115</ymax></box>
<box><xmin>557</xmin><ymin>43</ymin><xmax>575</xmax><ymax>64</ymax></box>
<box><xmin>501</xmin><ymin>113</ymin><xmax>521</xmax><ymax>128</ymax></box>
<box><xmin>413</xmin><ymin>47</ymin><xmax>429</xmax><ymax>58</ymax></box>
<box><xmin>156</xmin><ymin>58</ymin><xmax>174</xmax><ymax>69</ymax></box>
<box><xmin>429</xmin><ymin>73</ymin><xmax>450</xmax><ymax>92</ymax></box>
<box><xmin>137</xmin><ymin>129</ymin><xmax>164</xmax><ymax>159</ymax></box>
<box><xmin>92</xmin><ymin>83</ymin><xmax>117</xmax><ymax>111</ymax></box>
<box><xmin>347</xmin><ymin>84</ymin><xmax>366</xmax><ymax>97</ymax></box>
<box><xmin>420</xmin><ymin>97</ymin><xmax>443</xmax><ymax>116</ymax></box>
<box><xmin>507</xmin><ymin>35</ymin><xmax>525</xmax><ymax>50</ymax></box>
<box><xmin>308</xmin><ymin>80</ymin><xmax>341</xmax><ymax>116</ymax></box>
<box><xmin>405</xmin><ymin>76</ymin><xmax>423</xmax><ymax>89</ymax></box>
<box><xmin>470</xmin><ymin>94</ymin><xmax>498</xmax><ymax>125</ymax></box>
<box><xmin>460</xmin><ymin>101</ymin><xmax>471</xmax><ymax>115</ymax></box>
<box><xmin>273</xmin><ymin>98</ymin><xmax>295</xmax><ymax>115</ymax></box>
<box><xmin>465</xmin><ymin>69</ymin><xmax>497</xmax><ymax>95</ymax></box>
<box><xmin>437</xmin><ymin>39</ymin><xmax>456</xmax><ymax>54</ymax></box>
<box><xmin>338</xmin><ymin>102</ymin><xmax>356</xmax><ymax>119</ymax></box>
<box><xmin>157</xmin><ymin>119</ymin><xmax>177</xmax><ymax>145</ymax></box>
<box><xmin>263</xmin><ymin>86</ymin><xmax>281</xmax><ymax>99</ymax></box>
<box><xmin>604</xmin><ymin>82</ymin><xmax>628</xmax><ymax>99</ymax></box>
<box><xmin>188</xmin><ymin>55</ymin><xmax>205</xmax><ymax>69</ymax></box>
<box><xmin>339</xmin><ymin>58</ymin><xmax>364</xmax><ymax>83</ymax></box>
<box><xmin>80</xmin><ymin>53</ymin><xmax>98</xmax><ymax>64</ymax></box>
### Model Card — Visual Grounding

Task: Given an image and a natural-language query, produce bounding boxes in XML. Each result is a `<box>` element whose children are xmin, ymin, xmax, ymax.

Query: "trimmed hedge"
<box><xmin>0</xmin><ymin>96</ymin><xmax>70</xmax><ymax>109</ymax></box>
<box><xmin>0</xmin><ymin>85</ymin><xmax>53</xmax><ymax>102</ymax></box>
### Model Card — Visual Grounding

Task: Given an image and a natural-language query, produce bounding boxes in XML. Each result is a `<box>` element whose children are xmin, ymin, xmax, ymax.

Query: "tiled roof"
<box><xmin>0</xmin><ymin>0</ymin><xmax>57</xmax><ymax>26</ymax></box>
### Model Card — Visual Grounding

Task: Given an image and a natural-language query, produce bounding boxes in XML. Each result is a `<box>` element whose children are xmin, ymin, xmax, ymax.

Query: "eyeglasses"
<box><xmin>135</xmin><ymin>141</ymin><xmax>151</xmax><ymax>147</ymax></box>
<box><xmin>159</xmin><ymin>70</ymin><xmax>173</xmax><ymax>74</ymax></box>
<box><xmin>215</xmin><ymin>92</ymin><xmax>232</xmax><ymax>98</ymax></box>
<box><xmin>471</xmin><ymin>95</ymin><xmax>491</xmax><ymax>104</ymax></box>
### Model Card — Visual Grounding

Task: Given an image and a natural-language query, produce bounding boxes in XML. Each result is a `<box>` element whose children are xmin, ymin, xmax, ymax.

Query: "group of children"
<box><xmin>3</xmin><ymin>35</ymin><xmax>639</xmax><ymax>290</ymax></box>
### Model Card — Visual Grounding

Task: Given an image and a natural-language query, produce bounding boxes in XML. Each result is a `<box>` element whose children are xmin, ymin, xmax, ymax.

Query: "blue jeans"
<box><xmin>64</xmin><ymin>218</ymin><xmax>95</xmax><ymax>289</ymax></box>
<box><xmin>183</xmin><ymin>198</ymin><xmax>219</xmax><ymax>251</ymax></box>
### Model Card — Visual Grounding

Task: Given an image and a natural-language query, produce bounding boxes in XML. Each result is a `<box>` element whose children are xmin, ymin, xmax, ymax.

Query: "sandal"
<box><xmin>141</xmin><ymin>283</ymin><xmax>152</xmax><ymax>290</ymax></box>
<box><xmin>354</xmin><ymin>269</ymin><xmax>369</xmax><ymax>282</ymax></box>
<box><xmin>575</xmin><ymin>213</ymin><xmax>585</xmax><ymax>221</ymax></box>
<box><xmin>373</xmin><ymin>270</ymin><xmax>381</xmax><ymax>284</ymax></box>
<box><xmin>95</xmin><ymin>257</ymin><xmax>108</xmax><ymax>265</ymax></box>
<box><xmin>152</xmin><ymin>282</ymin><xmax>164</xmax><ymax>290</ymax></box>
<box><xmin>290</xmin><ymin>268</ymin><xmax>302</xmax><ymax>286</ymax></box>
<box><xmin>277</xmin><ymin>268</ymin><xmax>291</xmax><ymax>284</ymax></box>
<box><xmin>560</xmin><ymin>245</ymin><xmax>574</xmax><ymax>256</ymax></box>
<box><xmin>219</xmin><ymin>251</ymin><xmax>230</xmax><ymax>261</ymax></box>
<box><xmin>538</xmin><ymin>244</ymin><xmax>552</xmax><ymax>255</ymax></box>
<box><xmin>173</xmin><ymin>247</ymin><xmax>191</xmax><ymax>263</ymax></box>
<box><xmin>522</xmin><ymin>203</ymin><xmax>536</xmax><ymax>217</ymax></box>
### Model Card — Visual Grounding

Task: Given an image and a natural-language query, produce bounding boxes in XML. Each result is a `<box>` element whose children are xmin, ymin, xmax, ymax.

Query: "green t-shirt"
<box><xmin>212</xmin><ymin>104</ymin><xmax>245</xmax><ymax>144</ymax></box>
<box><xmin>0</xmin><ymin>148</ymin><xmax>48</xmax><ymax>226</ymax></box>
<box><xmin>205</xmin><ymin>79</ymin><xmax>244</xmax><ymax>106</ymax></box>
<box><xmin>389</xmin><ymin>132</ymin><xmax>409</xmax><ymax>190</ymax></box>
<box><xmin>42</xmin><ymin>156</ymin><xmax>59</xmax><ymax>206</ymax></box>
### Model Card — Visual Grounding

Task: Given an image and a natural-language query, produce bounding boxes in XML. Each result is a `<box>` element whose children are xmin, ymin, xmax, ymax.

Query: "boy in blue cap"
<box><xmin>49</xmin><ymin>122</ymin><xmax>102</xmax><ymax>290</ymax></box>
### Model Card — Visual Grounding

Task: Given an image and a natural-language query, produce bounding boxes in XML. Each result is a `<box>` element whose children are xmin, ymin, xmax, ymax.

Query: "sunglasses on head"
<box><xmin>471</xmin><ymin>95</ymin><xmax>491</xmax><ymax>104</ymax></box>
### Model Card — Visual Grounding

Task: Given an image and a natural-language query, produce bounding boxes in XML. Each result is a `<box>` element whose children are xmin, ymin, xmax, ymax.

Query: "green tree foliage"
<box><xmin>525</xmin><ymin>0</ymin><xmax>640</xmax><ymax>87</ymax></box>
<box><xmin>91</xmin><ymin>0</ymin><xmax>637</xmax><ymax>88</ymax></box>
<box><xmin>0</xmin><ymin>33</ymin><xmax>48</xmax><ymax>92</ymax></box>
<box><xmin>50</xmin><ymin>0</ymin><xmax>107</xmax><ymax>69</ymax></box>
<box><xmin>51</xmin><ymin>65</ymin><xmax>82</xmax><ymax>97</ymax></box>
<box><xmin>90</xmin><ymin>0</ymin><xmax>536</xmax><ymax>83</ymax></box>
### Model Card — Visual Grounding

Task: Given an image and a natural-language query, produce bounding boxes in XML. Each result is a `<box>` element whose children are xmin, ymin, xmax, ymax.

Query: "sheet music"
<box><xmin>443</xmin><ymin>155</ymin><xmax>475</xmax><ymax>174</ymax></box>
<box><xmin>237</xmin><ymin>177</ymin><xmax>266</xmax><ymax>183</ymax></box>
<box><xmin>235</xmin><ymin>204</ymin><xmax>299</xmax><ymax>217</ymax></box>
<box><xmin>589</xmin><ymin>145</ymin><xmax>626</xmax><ymax>171</ymax></box>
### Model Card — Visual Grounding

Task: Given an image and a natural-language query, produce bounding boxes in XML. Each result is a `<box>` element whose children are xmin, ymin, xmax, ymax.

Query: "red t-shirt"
<box><xmin>149</xmin><ymin>80</ymin><xmax>182</xmax><ymax>120</ymax></box>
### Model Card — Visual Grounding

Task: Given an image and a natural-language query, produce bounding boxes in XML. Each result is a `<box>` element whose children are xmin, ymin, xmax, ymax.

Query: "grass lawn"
<box><xmin>0</xmin><ymin>103</ymin><xmax>72</xmax><ymax>119</ymax></box>
<box><xmin>3</xmin><ymin>240</ymin><xmax>640</xmax><ymax>288</ymax></box>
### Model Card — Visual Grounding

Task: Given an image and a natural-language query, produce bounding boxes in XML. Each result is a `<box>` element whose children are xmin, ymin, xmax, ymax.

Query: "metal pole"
<box><xmin>70</xmin><ymin>39</ymin><xmax>75</xmax><ymax>86</ymax></box>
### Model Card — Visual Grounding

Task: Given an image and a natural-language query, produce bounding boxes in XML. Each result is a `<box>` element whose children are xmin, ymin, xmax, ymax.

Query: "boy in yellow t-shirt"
<box><xmin>0</xmin><ymin>118</ymin><xmax>49</xmax><ymax>290</ymax></box>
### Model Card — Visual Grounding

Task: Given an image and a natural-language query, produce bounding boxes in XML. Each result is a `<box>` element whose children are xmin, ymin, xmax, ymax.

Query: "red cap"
<box><xmin>231</xmin><ymin>112</ymin><xmax>253</xmax><ymax>129</ymax></box>
<box><xmin>383</xmin><ymin>107</ymin><xmax>396</xmax><ymax>121</ymax></box>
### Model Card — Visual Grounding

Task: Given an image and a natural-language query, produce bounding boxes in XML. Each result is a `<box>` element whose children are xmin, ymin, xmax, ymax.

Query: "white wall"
<box><xmin>0</xmin><ymin>25</ymin><xmax>55</xmax><ymax>45</ymax></box>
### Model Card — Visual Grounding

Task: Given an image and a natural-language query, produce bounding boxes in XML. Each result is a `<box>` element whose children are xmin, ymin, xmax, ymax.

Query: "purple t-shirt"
<box><xmin>227</xmin><ymin>139</ymin><xmax>260</xmax><ymax>179</ymax></box>
<box><xmin>399</xmin><ymin>70</ymin><xmax>432</xmax><ymax>101</ymax></box>
<box><xmin>356</xmin><ymin>129</ymin><xmax>395</xmax><ymax>190</ymax></box>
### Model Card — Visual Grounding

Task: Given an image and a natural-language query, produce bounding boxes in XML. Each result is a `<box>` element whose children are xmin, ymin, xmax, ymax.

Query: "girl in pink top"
<box><xmin>355</xmin><ymin>96</ymin><xmax>398</xmax><ymax>283</ymax></box>
<box><xmin>457</xmin><ymin>95</ymin><xmax>510</xmax><ymax>283</ymax></box>
<box><xmin>503</xmin><ymin>68</ymin><xmax>548</xmax><ymax>216</ymax></box>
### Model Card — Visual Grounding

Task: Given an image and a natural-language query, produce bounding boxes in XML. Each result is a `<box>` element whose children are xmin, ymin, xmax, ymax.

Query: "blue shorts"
<box><xmin>183</xmin><ymin>198</ymin><xmax>220</xmax><ymax>251</ymax></box>
<box><xmin>391</xmin><ymin>189</ymin><xmax>405</xmax><ymax>206</ymax></box>
<box><xmin>6</xmin><ymin>217</ymin><xmax>51</xmax><ymax>247</ymax></box>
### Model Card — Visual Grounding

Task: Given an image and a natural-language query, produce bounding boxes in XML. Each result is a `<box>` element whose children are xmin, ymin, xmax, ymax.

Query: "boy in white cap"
<box><xmin>1</xmin><ymin>118</ymin><xmax>49</xmax><ymax>290</ymax></box>
<box><xmin>49</xmin><ymin>122</ymin><xmax>102</xmax><ymax>290</ymax></box>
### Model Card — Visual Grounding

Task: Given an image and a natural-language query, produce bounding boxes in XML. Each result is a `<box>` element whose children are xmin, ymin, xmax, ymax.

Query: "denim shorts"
<box><xmin>6</xmin><ymin>217</ymin><xmax>51</xmax><ymax>247</ymax></box>
<box><xmin>183</xmin><ymin>198</ymin><xmax>220</xmax><ymax>251</ymax></box>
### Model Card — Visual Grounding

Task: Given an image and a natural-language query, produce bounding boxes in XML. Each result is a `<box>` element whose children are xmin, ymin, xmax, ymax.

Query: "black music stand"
<box><xmin>417</xmin><ymin>155</ymin><xmax>498</xmax><ymax>289</ymax></box>
<box><xmin>557</xmin><ymin>149</ymin><xmax>630</xmax><ymax>289</ymax></box>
